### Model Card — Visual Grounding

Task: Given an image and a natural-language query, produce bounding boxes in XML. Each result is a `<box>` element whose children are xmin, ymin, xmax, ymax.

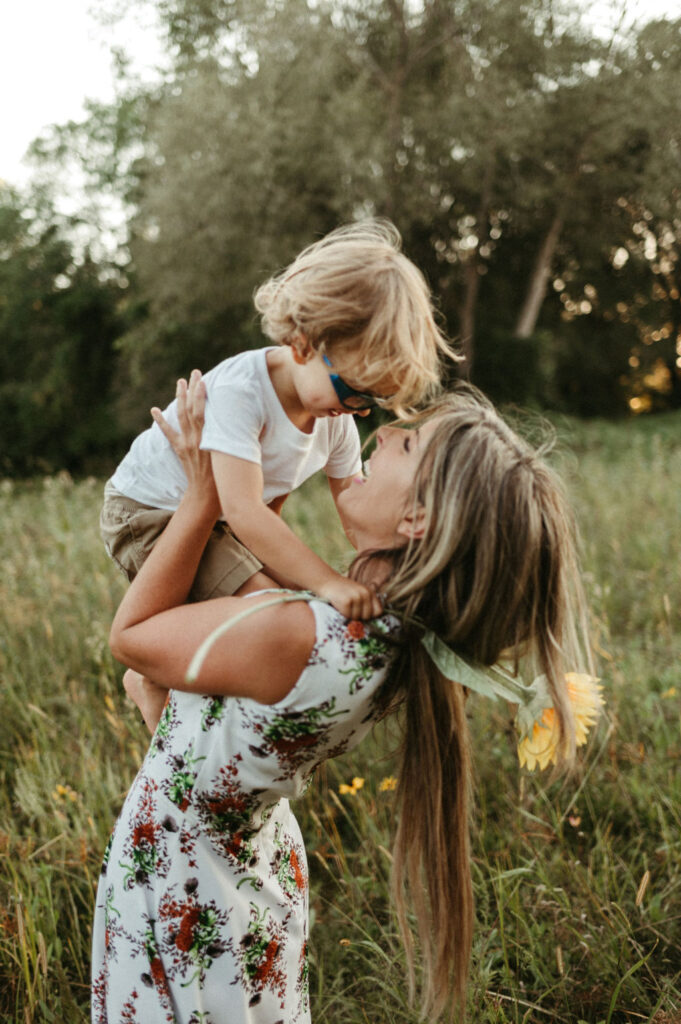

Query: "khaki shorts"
<box><xmin>100</xmin><ymin>481</ymin><xmax>262</xmax><ymax>602</ymax></box>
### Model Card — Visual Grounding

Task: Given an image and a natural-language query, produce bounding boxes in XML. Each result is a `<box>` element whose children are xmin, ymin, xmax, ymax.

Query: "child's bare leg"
<box><xmin>234</xmin><ymin>570</ymin><xmax>281</xmax><ymax>596</ymax></box>
<box><xmin>123</xmin><ymin>668</ymin><xmax>168</xmax><ymax>733</ymax></box>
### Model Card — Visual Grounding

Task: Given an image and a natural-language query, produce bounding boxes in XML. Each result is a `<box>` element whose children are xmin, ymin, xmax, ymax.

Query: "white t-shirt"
<box><xmin>110</xmin><ymin>347</ymin><xmax>362</xmax><ymax>512</ymax></box>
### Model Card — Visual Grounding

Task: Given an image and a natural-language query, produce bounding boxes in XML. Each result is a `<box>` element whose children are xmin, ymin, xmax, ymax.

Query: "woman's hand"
<box><xmin>151</xmin><ymin>370</ymin><xmax>220</xmax><ymax>518</ymax></box>
<box><xmin>110</xmin><ymin>370</ymin><xmax>223</xmax><ymax>659</ymax></box>
<box><xmin>110</xmin><ymin>368</ymin><xmax>316</xmax><ymax>706</ymax></box>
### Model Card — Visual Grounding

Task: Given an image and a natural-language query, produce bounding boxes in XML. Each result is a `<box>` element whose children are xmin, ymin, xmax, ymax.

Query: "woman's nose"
<box><xmin>376</xmin><ymin>425</ymin><xmax>397</xmax><ymax>444</ymax></box>
<box><xmin>355</xmin><ymin>408</ymin><xmax>372</xmax><ymax>418</ymax></box>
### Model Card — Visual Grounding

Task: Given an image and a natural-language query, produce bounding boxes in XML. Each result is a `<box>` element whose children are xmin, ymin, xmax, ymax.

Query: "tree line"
<box><xmin>2</xmin><ymin>0</ymin><xmax>680</xmax><ymax>474</ymax></box>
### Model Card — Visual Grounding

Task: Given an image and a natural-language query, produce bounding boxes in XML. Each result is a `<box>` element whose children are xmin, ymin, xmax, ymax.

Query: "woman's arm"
<box><xmin>110</xmin><ymin>372</ymin><xmax>220</xmax><ymax>630</ymax></box>
<box><xmin>109</xmin><ymin>372</ymin><xmax>315</xmax><ymax>704</ymax></box>
<box><xmin>111</xmin><ymin>590</ymin><xmax>315</xmax><ymax>703</ymax></box>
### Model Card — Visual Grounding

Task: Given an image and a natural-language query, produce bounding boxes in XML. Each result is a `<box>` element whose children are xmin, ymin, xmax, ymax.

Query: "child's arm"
<box><xmin>327</xmin><ymin>474</ymin><xmax>360</xmax><ymax>549</ymax></box>
<box><xmin>211</xmin><ymin>451</ymin><xmax>382</xmax><ymax>620</ymax></box>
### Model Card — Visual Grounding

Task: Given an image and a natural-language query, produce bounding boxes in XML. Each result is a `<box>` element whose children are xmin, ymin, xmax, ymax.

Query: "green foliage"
<box><xmin>471</xmin><ymin>329</ymin><xmax>550</xmax><ymax>408</ymax></box>
<box><xmin>1</xmin><ymin>412</ymin><xmax>680</xmax><ymax>1021</ymax></box>
<box><xmin>0</xmin><ymin>188</ymin><xmax>126</xmax><ymax>474</ymax></box>
<box><xmin>107</xmin><ymin>0</ymin><xmax>681</xmax><ymax>422</ymax></box>
<box><xmin>550</xmin><ymin>317</ymin><xmax>636</xmax><ymax>417</ymax></box>
<box><xmin>5</xmin><ymin>0</ymin><xmax>681</xmax><ymax>462</ymax></box>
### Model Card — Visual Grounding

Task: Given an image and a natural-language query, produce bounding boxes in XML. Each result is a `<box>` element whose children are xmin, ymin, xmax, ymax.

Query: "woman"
<box><xmin>93</xmin><ymin>373</ymin><xmax>593</xmax><ymax>1023</ymax></box>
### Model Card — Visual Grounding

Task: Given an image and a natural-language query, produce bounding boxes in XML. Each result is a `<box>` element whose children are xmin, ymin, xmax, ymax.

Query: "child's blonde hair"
<box><xmin>253</xmin><ymin>220</ymin><xmax>460</xmax><ymax>414</ymax></box>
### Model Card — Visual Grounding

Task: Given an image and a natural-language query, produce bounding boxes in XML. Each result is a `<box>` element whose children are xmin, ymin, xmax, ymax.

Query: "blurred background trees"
<box><xmin>0</xmin><ymin>187</ymin><xmax>125</xmax><ymax>473</ymax></box>
<box><xmin>2</xmin><ymin>0</ymin><xmax>680</xmax><ymax>472</ymax></box>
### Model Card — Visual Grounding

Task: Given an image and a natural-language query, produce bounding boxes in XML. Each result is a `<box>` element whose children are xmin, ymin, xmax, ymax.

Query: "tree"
<box><xmin>119</xmin><ymin>0</ymin><xmax>589</xmax><ymax>376</ymax></box>
<box><xmin>118</xmin><ymin>1</ymin><xmax>377</xmax><ymax>398</ymax></box>
<box><xmin>13</xmin><ymin>0</ymin><xmax>681</xmax><ymax>439</ymax></box>
<box><xmin>0</xmin><ymin>186</ymin><xmax>125</xmax><ymax>473</ymax></box>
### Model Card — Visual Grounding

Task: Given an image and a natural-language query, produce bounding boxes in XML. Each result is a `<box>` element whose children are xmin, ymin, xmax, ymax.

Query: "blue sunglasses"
<box><xmin>322</xmin><ymin>353</ymin><xmax>390</xmax><ymax>411</ymax></box>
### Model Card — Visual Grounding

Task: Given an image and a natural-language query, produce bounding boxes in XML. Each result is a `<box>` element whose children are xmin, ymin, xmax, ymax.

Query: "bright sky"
<box><xmin>0</xmin><ymin>0</ymin><xmax>164</xmax><ymax>187</ymax></box>
<box><xmin>1</xmin><ymin>0</ymin><xmax>680</xmax><ymax>189</ymax></box>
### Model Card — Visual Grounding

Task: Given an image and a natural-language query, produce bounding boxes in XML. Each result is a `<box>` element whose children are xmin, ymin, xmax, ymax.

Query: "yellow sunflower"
<box><xmin>517</xmin><ymin>673</ymin><xmax>604</xmax><ymax>772</ymax></box>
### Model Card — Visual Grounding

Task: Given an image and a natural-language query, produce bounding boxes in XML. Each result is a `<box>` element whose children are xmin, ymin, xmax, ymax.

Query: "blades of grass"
<box><xmin>605</xmin><ymin>945</ymin><xmax>656</xmax><ymax>1024</ymax></box>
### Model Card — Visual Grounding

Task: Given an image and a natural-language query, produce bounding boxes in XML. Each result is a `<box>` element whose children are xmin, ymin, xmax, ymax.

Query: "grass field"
<box><xmin>1</xmin><ymin>410</ymin><xmax>680</xmax><ymax>1023</ymax></box>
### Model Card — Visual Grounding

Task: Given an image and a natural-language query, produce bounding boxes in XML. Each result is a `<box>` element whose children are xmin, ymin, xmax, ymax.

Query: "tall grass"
<box><xmin>0</xmin><ymin>411</ymin><xmax>680</xmax><ymax>1023</ymax></box>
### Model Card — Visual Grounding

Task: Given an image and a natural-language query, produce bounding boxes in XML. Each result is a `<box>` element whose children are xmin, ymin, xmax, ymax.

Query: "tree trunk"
<box><xmin>513</xmin><ymin>209</ymin><xmax>564</xmax><ymax>339</ymax></box>
<box><xmin>458</xmin><ymin>159</ymin><xmax>494</xmax><ymax>376</ymax></box>
<box><xmin>384</xmin><ymin>1</ymin><xmax>409</xmax><ymax>220</ymax></box>
<box><xmin>458</xmin><ymin>261</ymin><xmax>479</xmax><ymax>377</ymax></box>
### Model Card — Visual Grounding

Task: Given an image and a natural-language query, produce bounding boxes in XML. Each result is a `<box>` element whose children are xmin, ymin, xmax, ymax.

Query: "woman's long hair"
<box><xmin>352</xmin><ymin>388</ymin><xmax>593</xmax><ymax>1019</ymax></box>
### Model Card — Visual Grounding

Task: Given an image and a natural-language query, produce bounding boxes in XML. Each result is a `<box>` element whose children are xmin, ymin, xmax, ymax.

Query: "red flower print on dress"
<box><xmin>269</xmin><ymin>823</ymin><xmax>307</xmax><ymax>903</ymax></box>
<box><xmin>91</xmin><ymin>966</ymin><xmax>108</xmax><ymax>1024</ymax></box>
<box><xmin>162</xmin><ymin>742</ymin><xmax>206</xmax><ymax>812</ymax></box>
<box><xmin>346</xmin><ymin>620</ymin><xmax>366</xmax><ymax>640</ymax></box>
<box><xmin>229</xmin><ymin>902</ymin><xmax>288</xmax><ymax>1009</ymax></box>
<box><xmin>296</xmin><ymin>939</ymin><xmax>310</xmax><ymax>1010</ymax></box>
<box><xmin>156</xmin><ymin>883</ymin><xmax>230</xmax><ymax>987</ymax></box>
<box><xmin>149</xmin><ymin>696</ymin><xmax>179</xmax><ymax>759</ymax></box>
<box><xmin>194</xmin><ymin>759</ymin><xmax>267</xmax><ymax>871</ymax></box>
<box><xmin>91</xmin><ymin>601</ymin><xmax>396</xmax><ymax>1024</ymax></box>
<box><xmin>175</xmin><ymin>905</ymin><xmax>202</xmax><ymax>953</ymax></box>
<box><xmin>245</xmin><ymin>698</ymin><xmax>348</xmax><ymax>780</ymax></box>
<box><xmin>131</xmin><ymin>821</ymin><xmax>156</xmax><ymax>847</ymax></box>
<box><xmin>120</xmin><ymin>988</ymin><xmax>140</xmax><ymax>1023</ymax></box>
<box><xmin>289</xmin><ymin>850</ymin><xmax>305</xmax><ymax>890</ymax></box>
<box><xmin>136</xmin><ymin>920</ymin><xmax>175</xmax><ymax>1019</ymax></box>
<box><xmin>119</xmin><ymin>777</ymin><xmax>169</xmax><ymax>890</ymax></box>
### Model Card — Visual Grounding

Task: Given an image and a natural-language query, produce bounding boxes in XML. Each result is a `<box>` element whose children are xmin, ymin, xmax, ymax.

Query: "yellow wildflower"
<box><xmin>52</xmin><ymin>783</ymin><xmax>79</xmax><ymax>803</ymax></box>
<box><xmin>379</xmin><ymin>776</ymin><xmax>397</xmax><ymax>792</ymax></box>
<box><xmin>518</xmin><ymin>673</ymin><xmax>604</xmax><ymax>772</ymax></box>
<box><xmin>339</xmin><ymin>776</ymin><xmax>365</xmax><ymax>796</ymax></box>
<box><xmin>661</xmin><ymin>686</ymin><xmax>677</xmax><ymax>699</ymax></box>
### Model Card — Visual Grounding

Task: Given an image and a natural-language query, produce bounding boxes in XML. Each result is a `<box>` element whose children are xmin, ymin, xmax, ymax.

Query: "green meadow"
<box><xmin>1</xmin><ymin>411</ymin><xmax>679</xmax><ymax>1023</ymax></box>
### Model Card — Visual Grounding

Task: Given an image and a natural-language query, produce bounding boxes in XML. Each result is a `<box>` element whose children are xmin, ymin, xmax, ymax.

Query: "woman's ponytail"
<box><xmin>386</xmin><ymin>642</ymin><xmax>473</xmax><ymax>1019</ymax></box>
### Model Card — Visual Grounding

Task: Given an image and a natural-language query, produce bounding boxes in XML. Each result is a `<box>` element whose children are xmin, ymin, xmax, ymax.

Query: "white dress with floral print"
<box><xmin>91</xmin><ymin>599</ymin><xmax>397</xmax><ymax>1024</ymax></box>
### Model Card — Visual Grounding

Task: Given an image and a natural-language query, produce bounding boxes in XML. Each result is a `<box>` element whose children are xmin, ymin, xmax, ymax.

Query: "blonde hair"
<box><xmin>352</xmin><ymin>387</ymin><xmax>593</xmax><ymax>1019</ymax></box>
<box><xmin>253</xmin><ymin>220</ymin><xmax>460</xmax><ymax>414</ymax></box>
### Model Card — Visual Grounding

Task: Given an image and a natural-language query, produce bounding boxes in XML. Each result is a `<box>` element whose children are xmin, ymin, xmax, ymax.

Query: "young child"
<box><xmin>100</xmin><ymin>220</ymin><xmax>456</xmax><ymax>619</ymax></box>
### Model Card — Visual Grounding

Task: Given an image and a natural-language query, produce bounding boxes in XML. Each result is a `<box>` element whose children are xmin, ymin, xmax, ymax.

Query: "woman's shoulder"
<box><xmin>228</xmin><ymin>593</ymin><xmax>317</xmax><ymax>704</ymax></box>
<box><xmin>245</xmin><ymin>591</ymin><xmax>399</xmax><ymax>656</ymax></box>
<box><xmin>263</xmin><ymin>596</ymin><xmax>400</xmax><ymax>711</ymax></box>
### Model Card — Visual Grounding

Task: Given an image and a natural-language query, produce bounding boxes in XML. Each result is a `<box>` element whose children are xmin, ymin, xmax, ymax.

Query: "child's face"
<box><xmin>292</xmin><ymin>345</ymin><xmax>395</xmax><ymax>420</ymax></box>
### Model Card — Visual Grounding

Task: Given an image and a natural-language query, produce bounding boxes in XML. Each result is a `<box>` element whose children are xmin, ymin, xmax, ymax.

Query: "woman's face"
<box><xmin>337</xmin><ymin>417</ymin><xmax>440</xmax><ymax>550</ymax></box>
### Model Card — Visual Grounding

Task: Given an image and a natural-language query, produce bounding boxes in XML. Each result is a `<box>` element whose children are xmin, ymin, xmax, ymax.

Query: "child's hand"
<box><xmin>317</xmin><ymin>575</ymin><xmax>383</xmax><ymax>620</ymax></box>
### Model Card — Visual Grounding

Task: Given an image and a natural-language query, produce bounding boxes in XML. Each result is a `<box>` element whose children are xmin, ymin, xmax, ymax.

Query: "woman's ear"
<box><xmin>396</xmin><ymin>506</ymin><xmax>427</xmax><ymax>541</ymax></box>
<box><xmin>290</xmin><ymin>333</ymin><xmax>314</xmax><ymax>365</ymax></box>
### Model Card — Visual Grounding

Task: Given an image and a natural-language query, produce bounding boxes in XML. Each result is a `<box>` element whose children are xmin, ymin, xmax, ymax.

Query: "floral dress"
<box><xmin>91</xmin><ymin>599</ymin><xmax>398</xmax><ymax>1024</ymax></box>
